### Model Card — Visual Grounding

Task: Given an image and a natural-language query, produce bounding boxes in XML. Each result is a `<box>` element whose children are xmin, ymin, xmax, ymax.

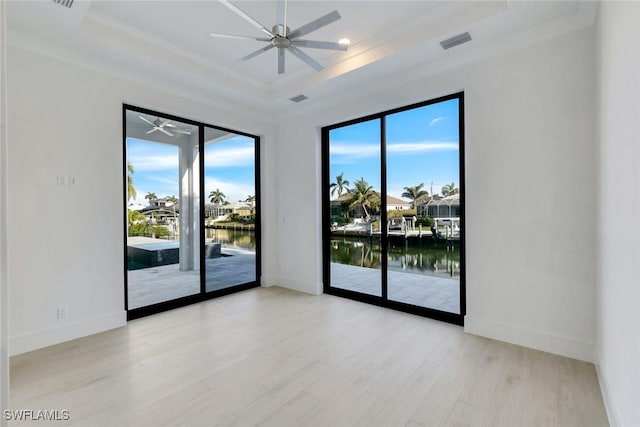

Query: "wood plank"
<box><xmin>8</xmin><ymin>287</ymin><xmax>608</xmax><ymax>427</ymax></box>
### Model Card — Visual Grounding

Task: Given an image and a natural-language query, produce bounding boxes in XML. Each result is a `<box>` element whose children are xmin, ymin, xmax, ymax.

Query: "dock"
<box><xmin>331</xmin><ymin>221</ymin><xmax>460</xmax><ymax>247</ymax></box>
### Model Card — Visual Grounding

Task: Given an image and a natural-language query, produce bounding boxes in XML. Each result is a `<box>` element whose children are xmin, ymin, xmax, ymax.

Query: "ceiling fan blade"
<box><xmin>159</xmin><ymin>128</ymin><xmax>174</xmax><ymax>137</ymax></box>
<box><xmin>278</xmin><ymin>47</ymin><xmax>285</xmax><ymax>74</ymax></box>
<box><xmin>162</xmin><ymin>122</ymin><xmax>176</xmax><ymax>128</ymax></box>
<box><xmin>174</xmin><ymin>129</ymin><xmax>192</xmax><ymax>135</ymax></box>
<box><xmin>288</xmin><ymin>45</ymin><xmax>323</xmax><ymax>71</ymax></box>
<box><xmin>288</xmin><ymin>10</ymin><xmax>341</xmax><ymax>39</ymax></box>
<box><xmin>276</xmin><ymin>0</ymin><xmax>287</xmax><ymax>36</ymax></box>
<box><xmin>291</xmin><ymin>39</ymin><xmax>348</xmax><ymax>51</ymax></box>
<box><xmin>218</xmin><ymin>0</ymin><xmax>275</xmax><ymax>38</ymax></box>
<box><xmin>146</xmin><ymin>128</ymin><xmax>158</xmax><ymax>134</ymax></box>
<box><xmin>209</xmin><ymin>33</ymin><xmax>271</xmax><ymax>41</ymax></box>
<box><xmin>238</xmin><ymin>44</ymin><xmax>275</xmax><ymax>62</ymax></box>
<box><xmin>139</xmin><ymin>116</ymin><xmax>155</xmax><ymax>126</ymax></box>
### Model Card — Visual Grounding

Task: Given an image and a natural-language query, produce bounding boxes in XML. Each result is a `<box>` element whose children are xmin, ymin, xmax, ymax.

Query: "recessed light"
<box><xmin>338</xmin><ymin>38</ymin><xmax>351</xmax><ymax>46</ymax></box>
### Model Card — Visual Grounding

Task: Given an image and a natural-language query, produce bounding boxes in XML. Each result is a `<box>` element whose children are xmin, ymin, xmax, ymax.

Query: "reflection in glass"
<box><xmin>125</xmin><ymin>111</ymin><xmax>200</xmax><ymax>309</ymax></box>
<box><xmin>203</xmin><ymin>127</ymin><xmax>257</xmax><ymax>292</ymax></box>
<box><xmin>328</xmin><ymin>119</ymin><xmax>382</xmax><ymax>296</ymax></box>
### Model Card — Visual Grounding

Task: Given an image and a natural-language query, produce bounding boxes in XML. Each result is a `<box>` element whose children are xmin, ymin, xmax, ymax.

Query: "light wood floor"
<box><xmin>10</xmin><ymin>287</ymin><xmax>608</xmax><ymax>427</ymax></box>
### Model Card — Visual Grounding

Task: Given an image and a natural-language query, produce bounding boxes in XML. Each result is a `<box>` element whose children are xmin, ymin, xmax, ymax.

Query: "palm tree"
<box><xmin>245</xmin><ymin>195</ymin><xmax>256</xmax><ymax>213</ymax></box>
<box><xmin>441</xmin><ymin>182</ymin><xmax>459</xmax><ymax>197</ymax></box>
<box><xmin>347</xmin><ymin>178</ymin><xmax>378</xmax><ymax>222</ymax></box>
<box><xmin>145</xmin><ymin>192</ymin><xmax>157</xmax><ymax>203</ymax></box>
<box><xmin>330</xmin><ymin>173</ymin><xmax>350</xmax><ymax>198</ymax></box>
<box><xmin>209</xmin><ymin>188</ymin><xmax>226</xmax><ymax>217</ymax></box>
<box><xmin>402</xmin><ymin>183</ymin><xmax>428</xmax><ymax>208</ymax></box>
<box><xmin>127</xmin><ymin>162</ymin><xmax>137</xmax><ymax>201</ymax></box>
<box><xmin>209</xmin><ymin>188</ymin><xmax>226</xmax><ymax>205</ymax></box>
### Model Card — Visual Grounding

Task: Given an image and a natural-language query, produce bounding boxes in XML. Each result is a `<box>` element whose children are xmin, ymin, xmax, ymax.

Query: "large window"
<box><xmin>123</xmin><ymin>105</ymin><xmax>260</xmax><ymax>319</ymax></box>
<box><xmin>322</xmin><ymin>92</ymin><xmax>465</xmax><ymax>324</ymax></box>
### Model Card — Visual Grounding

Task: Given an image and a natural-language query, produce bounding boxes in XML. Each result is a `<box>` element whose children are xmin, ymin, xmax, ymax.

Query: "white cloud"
<box><xmin>128</xmin><ymin>154</ymin><xmax>179</xmax><ymax>172</ymax></box>
<box><xmin>204</xmin><ymin>146</ymin><xmax>254</xmax><ymax>168</ymax></box>
<box><xmin>127</xmin><ymin>143</ymin><xmax>255</xmax><ymax>171</ymax></box>
<box><xmin>429</xmin><ymin>117</ymin><xmax>445</xmax><ymax>126</ymax></box>
<box><xmin>330</xmin><ymin>143</ymin><xmax>380</xmax><ymax>156</ymax></box>
<box><xmin>387</xmin><ymin>142</ymin><xmax>458</xmax><ymax>153</ymax></box>
<box><xmin>330</xmin><ymin>140</ymin><xmax>458</xmax><ymax>163</ymax></box>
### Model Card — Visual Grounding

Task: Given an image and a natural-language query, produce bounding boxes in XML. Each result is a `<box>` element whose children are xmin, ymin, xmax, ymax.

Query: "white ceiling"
<box><xmin>7</xmin><ymin>1</ymin><xmax>597</xmax><ymax>118</ymax></box>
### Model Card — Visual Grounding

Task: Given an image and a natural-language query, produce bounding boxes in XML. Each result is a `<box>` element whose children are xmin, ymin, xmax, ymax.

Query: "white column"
<box><xmin>192</xmin><ymin>137</ymin><xmax>200</xmax><ymax>270</ymax></box>
<box><xmin>178</xmin><ymin>132</ymin><xmax>200</xmax><ymax>271</ymax></box>
<box><xmin>178</xmin><ymin>136</ymin><xmax>194</xmax><ymax>271</ymax></box>
<box><xmin>1</xmin><ymin>0</ymin><xmax>10</xmax><ymax>422</ymax></box>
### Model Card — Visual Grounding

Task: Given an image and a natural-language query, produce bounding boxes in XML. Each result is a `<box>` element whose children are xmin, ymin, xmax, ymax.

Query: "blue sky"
<box><xmin>127</xmin><ymin>98</ymin><xmax>459</xmax><ymax>206</ymax></box>
<box><xmin>127</xmin><ymin>135</ymin><xmax>255</xmax><ymax>205</ymax></box>
<box><xmin>329</xmin><ymin>98</ymin><xmax>460</xmax><ymax>200</ymax></box>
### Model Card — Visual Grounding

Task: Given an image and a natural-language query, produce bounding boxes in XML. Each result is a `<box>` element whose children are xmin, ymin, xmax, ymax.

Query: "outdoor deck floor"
<box><xmin>128</xmin><ymin>243</ymin><xmax>459</xmax><ymax>314</ymax></box>
<box><xmin>127</xmin><ymin>248</ymin><xmax>256</xmax><ymax>309</ymax></box>
<box><xmin>330</xmin><ymin>263</ymin><xmax>460</xmax><ymax>314</ymax></box>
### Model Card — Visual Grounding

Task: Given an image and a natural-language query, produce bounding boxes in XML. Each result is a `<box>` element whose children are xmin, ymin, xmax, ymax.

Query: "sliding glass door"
<box><xmin>323</xmin><ymin>93</ymin><xmax>465</xmax><ymax>324</ymax></box>
<box><xmin>385</xmin><ymin>99</ymin><xmax>462</xmax><ymax>314</ymax></box>
<box><xmin>124</xmin><ymin>110</ymin><xmax>201</xmax><ymax>311</ymax></box>
<box><xmin>203</xmin><ymin>126</ymin><xmax>258</xmax><ymax>292</ymax></box>
<box><xmin>123</xmin><ymin>105</ymin><xmax>260</xmax><ymax>319</ymax></box>
<box><xmin>327</xmin><ymin>118</ymin><xmax>382</xmax><ymax>297</ymax></box>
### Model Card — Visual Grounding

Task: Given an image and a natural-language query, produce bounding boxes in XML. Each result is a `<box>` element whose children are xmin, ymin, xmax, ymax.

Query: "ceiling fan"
<box><xmin>210</xmin><ymin>0</ymin><xmax>348</xmax><ymax>74</ymax></box>
<box><xmin>139</xmin><ymin>116</ymin><xmax>191</xmax><ymax>137</ymax></box>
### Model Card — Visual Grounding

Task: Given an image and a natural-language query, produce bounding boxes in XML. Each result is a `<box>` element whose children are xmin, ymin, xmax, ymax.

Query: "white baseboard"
<box><xmin>595</xmin><ymin>363</ymin><xmax>620</xmax><ymax>427</ymax></box>
<box><xmin>464</xmin><ymin>315</ymin><xmax>595</xmax><ymax>363</ymax></box>
<box><xmin>10</xmin><ymin>311</ymin><xmax>126</xmax><ymax>356</ymax></box>
<box><xmin>274</xmin><ymin>276</ymin><xmax>322</xmax><ymax>296</ymax></box>
<box><xmin>260</xmin><ymin>275</ymin><xmax>277</xmax><ymax>287</ymax></box>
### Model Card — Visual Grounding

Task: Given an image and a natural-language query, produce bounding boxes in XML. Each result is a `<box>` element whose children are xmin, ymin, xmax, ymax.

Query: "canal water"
<box><xmin>206</xmin><ymin>230</ymin><xmax>460</xmax><ymax>279</ymax></box>
<box><xmin>331</xmin><ymin>236</ymin><xmax>460</xmax><ymax>279</ymax></box>
<box><xmin>206</xmin><ymin>228</ymin><xmax>257</xmax><ymax>251</ymax></box>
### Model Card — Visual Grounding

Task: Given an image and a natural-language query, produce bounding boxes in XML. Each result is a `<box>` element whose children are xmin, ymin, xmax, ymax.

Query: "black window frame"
<box><xmin>321</xmin><ymin>92</ymin><xmax>466</xmax><ymax>325</ymax></box>
<box><xmin>122</xmin><ymin>104</ymin><xmax>261</xmax><ymax>320</ymax></box>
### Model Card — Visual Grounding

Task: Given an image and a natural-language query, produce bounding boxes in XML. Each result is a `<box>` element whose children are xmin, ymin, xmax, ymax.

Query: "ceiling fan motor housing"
<box><xmin>272</xmin><ymin>25</ymin><xmax>291</xmax><ymax>47</ymax></box>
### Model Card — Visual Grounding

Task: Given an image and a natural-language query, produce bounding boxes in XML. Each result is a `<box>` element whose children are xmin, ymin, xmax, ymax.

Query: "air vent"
<box><xmin>52</xmin><ymin>0</ymin><xmax>74</xmax><ymax>8</ymax></box>
<box><xmin>289</xmin><ymin>95</ymin><xmax>308</xmax><ymax>103</ymax></box>
<box><xmin>440</xmin><ymin>32</ymin><xmax>472</xmax><ymax>50</ymax></box>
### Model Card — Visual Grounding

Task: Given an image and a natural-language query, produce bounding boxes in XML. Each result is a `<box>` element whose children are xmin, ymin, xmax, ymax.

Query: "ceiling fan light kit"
<box><xmin>210</xmin><ymin>0</ymin><xmax>348</xmax><ymax>74</ymax></box>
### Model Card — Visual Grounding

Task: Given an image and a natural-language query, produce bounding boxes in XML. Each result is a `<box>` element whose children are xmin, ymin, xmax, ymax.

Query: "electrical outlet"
<box><xmin>56</xmin><ymin>175</ymin><xmax>67</xmax><ymax>186</ymax></box>
<box><xmin>56</xmin><ymin>307</ymin><xmax>67</xmax><ymax>320</ymax></box>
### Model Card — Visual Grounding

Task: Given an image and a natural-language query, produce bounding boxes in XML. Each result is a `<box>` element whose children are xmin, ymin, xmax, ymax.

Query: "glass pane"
<box><xmin>203</xmin><ymin>127</ymin><xmax>257</xmax><ymax>292</ymax></box>
<box><xmin>125</xmin><ymin>111</ymin><xmax>200</xmax><ymax>309</ymax></box>
<box><xmin>385</xmin><ymin>99</ymin><xmax>461</xmax><ymax>313</ymax></box>
<box><xmin>328</xmin><ymin>119</ymin><xmax>382</xmax><ymax>297</ymax></box>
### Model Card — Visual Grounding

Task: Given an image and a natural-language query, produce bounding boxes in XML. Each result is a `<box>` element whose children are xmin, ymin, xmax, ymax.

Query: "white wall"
<box><xmin>596</xmin><ymin>2</ymin><xmax>640</xmax><ymax>426</ymax></box>
<box><xmin>1</xmin><ymin>0</ymin><xmax>10</xmax><ymax>422</ymax></box>
<box><xmin>273</xmin><ymin>27</ymin><xmax>598</xmax><ymax>362</ymax></box>
<box><xmin>6</xmin><ymin>46</ymin><xmax>277</xmax><ymax>356</ymax></box>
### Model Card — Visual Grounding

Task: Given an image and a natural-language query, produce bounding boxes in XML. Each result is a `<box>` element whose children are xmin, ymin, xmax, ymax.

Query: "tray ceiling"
<box><xmin>7</xmin><ymin>1</ymin><xmax>597</xmax><ymax>117</ymax></box>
